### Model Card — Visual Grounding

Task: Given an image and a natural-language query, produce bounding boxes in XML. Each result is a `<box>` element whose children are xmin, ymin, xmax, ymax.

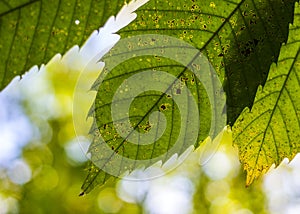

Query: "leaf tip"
<box><xmin>79</xmin><ymin>191</ymin><xmax>85</xmax><ymax>197</ymax></box>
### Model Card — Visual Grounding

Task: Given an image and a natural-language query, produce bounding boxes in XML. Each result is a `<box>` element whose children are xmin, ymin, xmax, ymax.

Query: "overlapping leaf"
<box><xmin>1</xmin><ymin>0</ymin><xmax>296</xmax><ymax>194</ymax></box>
<box><xmin>119</xmin><ymin>0</ymin><xmax>297</xmax><ymax>124</ymax></box>
<box><xmin>233</xmin><ymin>4</ymin><xmax>300</xmax><ymax>185</ymax></box>
<box><xmin>81</xmin><ymin>0</ymin><xmax>299</xmax><ymax>193</ymax></box>
<box><xmin>0</xmin><ymin>0</ymin><xmax>123</xmax><ymax>90</ymax></box>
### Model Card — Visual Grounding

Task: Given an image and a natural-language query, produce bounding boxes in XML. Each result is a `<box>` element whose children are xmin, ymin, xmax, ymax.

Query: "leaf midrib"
<box><xmin>83</xmin><ymin>0</ymin><xmax>247</xmax><ymax>193</ymax></box>
<box><xmin>254</xmin><ymin>48</ymin><xmax>300</xmax><ymax>170</ymax></box>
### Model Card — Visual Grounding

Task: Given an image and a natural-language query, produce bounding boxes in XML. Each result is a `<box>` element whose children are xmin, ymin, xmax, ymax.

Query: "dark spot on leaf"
<box><xmin>249</xmin><ymin>19</ymin><xmax>257</xmax><ymax>25</ymax></box>
<box><xmin>181</xmin><ymin>77</ymin><xmax>189</xmax><ymax>82</ymax></box>
<box><xmin>160</xmin><ymin>104</ymin><xmax>166</xmax><ymax>111</ymax></box>
<box><xmin>144</xmin><ymin>124</ymin><xmax>151</xmax><ymax>131</ymax></box>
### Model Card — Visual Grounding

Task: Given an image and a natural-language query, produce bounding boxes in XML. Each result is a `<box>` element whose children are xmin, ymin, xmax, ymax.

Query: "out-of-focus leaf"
<box><xmin>233</xmin><ymin>4</ymin><xmax>300</xmax><ymax>185</ymax></box>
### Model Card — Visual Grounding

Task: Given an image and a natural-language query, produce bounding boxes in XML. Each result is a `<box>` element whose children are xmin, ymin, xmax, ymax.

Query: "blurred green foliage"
<box><xmin>0</xmin><ymin>96</ymin><xmax>268</xmax><ymax>213</ymax></box>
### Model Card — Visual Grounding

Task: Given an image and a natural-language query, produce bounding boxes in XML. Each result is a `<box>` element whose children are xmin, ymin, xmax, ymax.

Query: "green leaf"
<box><xmin>233</xmin><ymin>3</ymin><xmax>300</xmax><ymax>185</ymax></box>
<box><xmin>0</xmin><ymin>0</ymin><xmax>124</xmax><ymax>91</ymax></box>
<box><xmin>79</xmin><ymin>162</ymin><xmax>111</xmax><ymax>196</ymax></box>
<box><xmin>81</xmin><ymin>34</ymin><xmax>227</xmax><ymax>194</ymax></box>
<box><xmin>119</xmin><ymin>0</ymin><xmax>298</xmax><ymax>124</ymax></box>
<box><xmin>81</xmin><ymin>0</ymin><xmax>299</xmax><ymax>193</ymax></box>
